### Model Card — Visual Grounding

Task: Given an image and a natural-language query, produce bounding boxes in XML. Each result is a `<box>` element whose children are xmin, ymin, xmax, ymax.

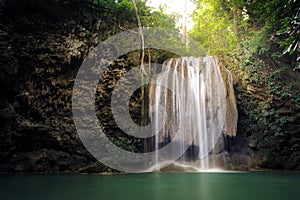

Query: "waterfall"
<box><xmin>149</xmin><ymin>56</ymin><xmax>237</xmax><ymax>171</ymax></box>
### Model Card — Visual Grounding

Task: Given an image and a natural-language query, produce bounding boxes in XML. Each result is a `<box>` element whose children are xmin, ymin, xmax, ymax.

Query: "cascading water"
<box><xmin>149</xmin><ymin>56</ymin><xmax>238</xmax><ymax>171</ymax></box>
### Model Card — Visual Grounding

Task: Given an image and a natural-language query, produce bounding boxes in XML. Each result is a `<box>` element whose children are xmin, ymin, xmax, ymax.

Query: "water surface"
<box><xmin>0</xmin><ymin>172</ymin><xmax>299</xmax><ymax>200</ymax></box>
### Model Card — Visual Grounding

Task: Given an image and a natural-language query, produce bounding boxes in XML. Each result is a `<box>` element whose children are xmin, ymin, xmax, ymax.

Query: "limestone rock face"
<box><xmin>219</xmin><ymin>63</ymin><xmax>238</xmax><ymax>137</ymax></box>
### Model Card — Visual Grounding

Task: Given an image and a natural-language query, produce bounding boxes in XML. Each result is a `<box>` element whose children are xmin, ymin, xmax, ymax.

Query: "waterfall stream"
<box><xmin>149</xmin><ymin>56</ymin><xmax>237</xmax><ymax>171</ymax></box>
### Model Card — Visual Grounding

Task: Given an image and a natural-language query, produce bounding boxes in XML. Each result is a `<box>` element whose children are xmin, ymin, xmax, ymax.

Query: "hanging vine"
<box><xmin>131</xmin><ymin>0</ymin><xmax>146</xmax><ymax>75</ymax></box>
<box><xmin>131</xmin><ymin>0</ymin><xmax>149</xmax><ymax>151</ymax></box>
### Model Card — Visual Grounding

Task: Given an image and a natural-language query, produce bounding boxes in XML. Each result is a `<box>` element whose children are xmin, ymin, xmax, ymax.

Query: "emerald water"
<box><xmin>0</xmin><ymin>172</ymin><xmax>299</xmax><ymax>200</ymax></box>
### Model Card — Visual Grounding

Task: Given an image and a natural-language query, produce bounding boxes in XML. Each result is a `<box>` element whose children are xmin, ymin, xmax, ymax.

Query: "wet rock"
<box><xmin>234</xmin><ymin>165</ymin><xmax>249</xmax><ymax>171</ymax></box>
<box><xmin>159</xmin><ymin>163</ymin><xmax>199</xmax><ymax>172</ymax></box>
<box><xmin>229</xmin><ymin>153</ymin><xmax>259</xmax><ymax>170</ymax></box>
<box><xmin>9</xmin><ymin>149</ymin><xmax>90</xmax><ymax>172</ymax></box>
<box><xmin>212</xmin><ymin>137</ymin><xmax>226</xmax><ymax>154</ymax></box>
<box><xmin>285</xmin><ymin>154</ymin><xmax>300</xmax><ymax>170</ymax></box>
<box><xmin>247</xmin><ymin>136</ymin><xmax>258</xmax><ymax>148</ymax></box>
<box><xmin>215</xmin><ymin>151</ymin><xmax>231</xmax><ymax>167</ymax></box>
<box><xmin>0</xmin><ymin>105</ymin><xmax>15</xmax><ymax>120</ymax></box>
<box><xmin>79</xmin><ymin>161</ymin><xmax>111</xmax><ymax>173</ymax></box>
<box><xmin>10</xmin><ymin>151</ymin><xmax>47</xmax><ymax>172</ymax></box>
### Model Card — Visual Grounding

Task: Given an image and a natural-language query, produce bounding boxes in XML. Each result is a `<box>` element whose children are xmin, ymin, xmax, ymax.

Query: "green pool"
<box><xmin>0</xmin><ymin>172</ymin><xmax>299</xmax><ymax>200</ymax></box>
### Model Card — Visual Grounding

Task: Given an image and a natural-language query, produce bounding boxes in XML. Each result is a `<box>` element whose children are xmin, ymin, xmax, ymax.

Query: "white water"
<box><xmin>149</xmin><ymin>56</ymin><xmax>229</xmax><ymax>170</ymax></box>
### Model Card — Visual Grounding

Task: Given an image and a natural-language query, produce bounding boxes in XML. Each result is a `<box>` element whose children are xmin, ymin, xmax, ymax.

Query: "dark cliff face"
<box><xmin>0</xmin><ymin>0</ymin><xmax>169</xmax><ymax>173</ymax></box>
<box><xmin>0</xmin><ymin>0</ymin><xmax>130</xmax><ymax>172</ymax></box>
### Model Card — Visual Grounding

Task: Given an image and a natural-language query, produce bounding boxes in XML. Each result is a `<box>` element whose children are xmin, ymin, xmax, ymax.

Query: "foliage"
<box><xmin>141</xmin><ymin>7</ymin><xmax>179</xmax><ymax>29</ymax></box>
<box><xmin>189</xmin><ymin>0</ymin><xmax>238</xmax><ymax>55</ymax></box>
<box><xmin>109</xmin><ymin>136</ymin><xmax>140</xmax><ymax>152</ymax></box>
<box><xmin>5</xmin><ymin>0</ymin><xmax>91</xmax><ymax>21</ymax></box>
<box><xmin>190</xmin><ymin>0</ymin><xmax>300</xmax><ymax>70</ymax></box>
<box><xmin>244</xmin><ymin>0</ymin><xmax>300</xmax><ymax>70</ymax></box>
<box><xmin>278</xmin><ymin>6</ymin><xmax>300</xmax><ymax>70</ymax></box>
<box><xmin>5</xmin><ymin>0</ymin><xmax>179</xmax><ymax>33</ymax></box>
<box><xmin>90</xmin><ymin>0</ymin><xmax>179</xmax><ymax>30</ymax></box>
<box><xmin>224</xmin><ymin>43</ymin><xmax>300</xmax><ymax>169</ymax></box>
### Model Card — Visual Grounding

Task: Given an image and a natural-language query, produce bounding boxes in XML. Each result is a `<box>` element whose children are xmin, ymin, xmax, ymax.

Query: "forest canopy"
<box><xmin>189</xmin><ymin>0</ymin><xmax>299</xmax><ymax>70</ymax></box>
<box><xmin>5</xmin><ymin>0</ymin><xmax>298</xmax><ymax>70</ymax></box>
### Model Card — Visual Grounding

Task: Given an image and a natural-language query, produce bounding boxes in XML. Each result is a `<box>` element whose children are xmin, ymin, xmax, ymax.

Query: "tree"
<box><xmin>189</xmin><ymin>0</ymin><xmax>238</xmax><ymax>55</ymax></box>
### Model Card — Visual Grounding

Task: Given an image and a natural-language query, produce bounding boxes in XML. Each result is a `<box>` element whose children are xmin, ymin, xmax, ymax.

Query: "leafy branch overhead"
<box><xmin>189</xmin><ymin>0</ymin><xmax>300</xmax><ymax>70</ymax></box>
